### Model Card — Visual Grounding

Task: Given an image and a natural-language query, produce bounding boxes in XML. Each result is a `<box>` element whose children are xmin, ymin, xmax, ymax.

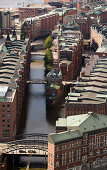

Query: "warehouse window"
<box><xmin>2</xmin><ymin>130</ymin><xmax>10</xmax><ymax>137</ymax></box>
<box><xmin>7</xmin><ymin>119</ymin><xmax>10</xmax><ymax>123</ymax></box>
<box><xmin>56</xmin><ymin>161</ymin><xmax>59</xmax><ymax>167</ymax></box>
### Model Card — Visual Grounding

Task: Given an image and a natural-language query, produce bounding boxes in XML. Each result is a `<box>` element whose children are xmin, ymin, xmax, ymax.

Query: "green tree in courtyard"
<box><xmin>44</xmin><ymin>48</ymin><xmax>53</xmax><ymax>74</ymax></box>
<box><xmin>44</xmin><ymin>35</ymin><xmax>53</xmax><ymax>49</ymax></box>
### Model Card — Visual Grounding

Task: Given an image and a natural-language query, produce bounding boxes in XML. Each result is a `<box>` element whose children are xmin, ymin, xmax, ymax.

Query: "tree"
<box><xmin>44</xmin><ymin>48</ymin><xmax>53</xmax><ymax>66</ymax></box>
<box><xmin>44</xmin><ymin>48</ymin><xmax>53</xmax><ymax>75</ymax></box>
<box><xmin>44</xmin><ymin>35</ymin><xmax>53</xmax><ymax>49</ymax></box>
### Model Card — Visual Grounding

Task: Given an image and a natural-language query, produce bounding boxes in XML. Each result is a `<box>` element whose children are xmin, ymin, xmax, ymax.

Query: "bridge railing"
<box><xmin>15</xmin><ymin>133</ymin><xmax>48</xmax><ymax>140</ymax></box>
<box><xmin>3</xmin><ymin>134</ymin><xmax>48</xmax><ymax>155</ymax></box>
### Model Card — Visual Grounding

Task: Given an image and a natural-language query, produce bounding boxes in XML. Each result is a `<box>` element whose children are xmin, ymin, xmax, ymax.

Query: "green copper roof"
<box><xmin>50</xmin><ymin>84</ymin><xmax>60</xmax><ymax>90</ymax></box>
<box><xmin>2</xmin><ymin>45</ymin><xmax>8</xmax><ymax>53</ymax></box>
<box><xmin>48</xmin><ymin>130</ymin><xmax>82</xmax><ymax>145</ymax></box>
<box><xmin>49</xmin><ymin>113</ymin><xmax>107</xmax><ymax>145</ymax></box>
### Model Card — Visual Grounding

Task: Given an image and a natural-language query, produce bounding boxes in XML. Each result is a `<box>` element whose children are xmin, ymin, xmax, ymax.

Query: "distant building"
<box><xmin>58</xmin><ymin>20</ymin><xmax>83</xmax><ymax>81</ymax></box>
<box><xmin>46</xmin><ymin>68</ymin><xmax>63</xmax><ymax>107</ymax></box>
<box><xmin>48</xmin><ymin>112</ymin><xmax>107</xmax><ymax>170</ymax></box>
<box><xmin>47</xmin><ymin>68</ymin><xmax>62</xmax><ymax>86</ymax></box>
<box><xmin>44</xmin><ymin>0</ymin><xmax>73</xmax><ymax>4</ymax></box>
<box><xmin>91</xmin><ymin>24</ymin><xmax>107</xmax><ymax>50</ymax></box>
<box><xmin>63</xmin><ymin>15</ymin><xmax>98</xmax><ymax>39</ymax></box>
<box><xmin>19</xmin><ymin>6</ymin><xmax>49</xmax><ymax>21</ymax></box>
<box><xmin>23</xmin><ymin>12</ymin><xmax>59</xmax><ymax>40</ymax></box>
<box><xmin>0</xmin><ymin>10</ymin><xmax>15</xmax><ymax>34</ymax></box>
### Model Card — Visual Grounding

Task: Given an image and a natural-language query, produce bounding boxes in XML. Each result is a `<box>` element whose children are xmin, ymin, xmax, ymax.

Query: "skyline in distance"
<box><xmin>0</xmin><ymin>0</ymin><xmax>43</xmax><ymax>8</ymax></box>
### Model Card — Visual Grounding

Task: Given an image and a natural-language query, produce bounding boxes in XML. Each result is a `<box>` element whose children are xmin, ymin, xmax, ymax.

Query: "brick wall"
<box><xmin>48</xmin><ymin>130</ymin><xmax>107</xmax><ymax>170</ymax></box>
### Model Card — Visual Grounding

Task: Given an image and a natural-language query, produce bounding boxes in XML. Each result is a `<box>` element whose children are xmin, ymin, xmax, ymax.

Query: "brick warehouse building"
<box><xmin>44</xmin><ymin>0</ymin><xmax>74</xmax><ymax>3</ymax></box>
<box><xmin>63</xmin><ymin>1</ymin><xmax>107</xmax><ymax>40</ymax></box>
<box><xmin>0</xmin><ymin>38</ymin><xmax>31</xmax><ymax>141</ymax></box>
<box><xmin>63</xmin><ymin>15</ymin><xmax>98</xmax><ymax>39</ymax></box>
<box><xmin>91</xmin><ymin>24</ymin><xmax>107</xmax><ymax>50</ymax></box>
<box><xmin>58</xmin><ymin>20</ymin><xmax>83</xmax><ymax>81</ymax></box>
<box><xmin>22</xmin><ymin>7</ymin><xmax>80</xmax><ymax>41</ymax></box>
<box><xmin>23</xmin><ymin>12</ymin><xmax>59</xmax><ymax>40</ymax></box>
<box><xmin>48</xmin><ymin>112</ymin><xmax>107</xmax><ymax>170</ymax></box>
<box><xmin>19</xmin><ymin>4</ymin><xmax>56</xmax><ymax>22</ymax></box>
<box><xmin>19</xmin><ymin>7</ymin><xmax>47</xmax><ymax>21</ymax></box>
<box><xmin>65</xmin><ymin>55</ymin><xmax>107</xmax><ymax>117</ymax></box>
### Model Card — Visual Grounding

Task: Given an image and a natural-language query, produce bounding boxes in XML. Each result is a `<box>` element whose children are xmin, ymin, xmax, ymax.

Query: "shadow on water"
<box><xmin>46</xmin><ymin>98</ymin><xmax>65</xmax><ymax>127</ymax></box>
<box><xmin>16</xmin><ymin>85</ymin><xmax>30</xmax><ymax>136</ymax></box>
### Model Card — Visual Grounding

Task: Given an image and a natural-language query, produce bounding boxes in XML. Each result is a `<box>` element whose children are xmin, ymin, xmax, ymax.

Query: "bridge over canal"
<box><xmin>2</xmin><ymin>133</ymin><xmax>48</xmax><ymax>156</ymax></box>
<box><xmin>27</xmin><ymin>78</ymin><xmax>47</xmax><ymax>84</ymax></box>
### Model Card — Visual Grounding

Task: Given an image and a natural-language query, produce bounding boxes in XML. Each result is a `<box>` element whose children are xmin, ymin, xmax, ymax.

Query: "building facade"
<box><xmin>19</xmin><ymin>7</ymin><xmax>47</xmax><ymax>21</ymax></box>
<box><xmin>46</xmin><ymin>68</ymin><xmax>63</xmax><ymax>107</ymax></box>
<box><xmin>48</xmin><ymin>113</ymin><xmax>107</xmax><ymax>170</ymax></box>
<box><xmin>23</xmin><ymin>12</ymin><xmax>59</xmax><ymax>40</ymax></box>
<box><xmin>65</xmin><ymin>55</ymin><xmax>107</xmax><ymax>117</ymax></box>
<box><xmin>58</xmin><ymin>21</ymin><xmax>83</xmax><ymax>81</ymax></box>
<box><xmin>91</xmin><ymin>24</ymin><xmax>107</xmax><ymax>50</ymax></box>
<box><xmin>0</xmin><ymin>37</ymin><xmax>31</xmax><ymax>141</ymax></box>
<box><xmin>0</xmin><ymin>10</ymin><xmax>15</xmax><ymax>34</ymax></box>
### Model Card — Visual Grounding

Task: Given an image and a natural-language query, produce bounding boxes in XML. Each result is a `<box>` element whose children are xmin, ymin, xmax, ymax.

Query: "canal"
<box><xmin>10</xmin><ymin>40</ymin><xmax>65</xmax><ymax>169</ymax></box>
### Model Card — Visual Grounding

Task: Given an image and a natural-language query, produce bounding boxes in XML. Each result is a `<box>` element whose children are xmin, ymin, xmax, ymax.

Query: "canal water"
<box><xmin>17</xmin><ymin>40</ymin><xmax>65</xmax><ymax>136</ymax></box>
<box><xmin>18</xmin><ymin>60</ymin><xmax>56</xmax><ymax>135</ymax></box>
<box><xmin>12</xmin><ymin>40</ymin><xmax>65</xmax><ymax>169</ymax></box>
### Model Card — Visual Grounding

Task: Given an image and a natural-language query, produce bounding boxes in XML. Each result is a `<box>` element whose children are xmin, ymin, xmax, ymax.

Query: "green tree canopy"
<box><xmin>44</xmin><ymin>48</ymin><xmax>53</xmax><ymax>74</ymax></box>
<box><xmin>44</xmin><ymin>48</ymin><xmax>53</xmax><ymax>66</ymax></box>
<box><xmin>44</xmin><ymin>35</ymin><xmax>53</xmax><ymax>49</ymax></box>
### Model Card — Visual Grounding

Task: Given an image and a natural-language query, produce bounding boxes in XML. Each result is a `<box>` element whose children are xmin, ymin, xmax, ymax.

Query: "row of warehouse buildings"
<box><xmin>0</xmin><ymin>36</ymin><xmax>31</xmax><ymax>141</ymax></box>
<box><xmin>47</xmin><ymin>1</ymin><xmax>107</xmax><ymax>170</ymax></box>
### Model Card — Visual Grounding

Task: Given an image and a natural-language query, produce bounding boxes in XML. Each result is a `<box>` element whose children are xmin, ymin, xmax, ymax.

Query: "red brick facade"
<box><xmin>19</xmin><ymin>7</ymin><xmax>46</xmax><ymax>21</ymax></box>
<box><xmin>48</xmin><ymin>130</ymin><xmax>107</xmax><ymax>170</ymax></box>
<box><xmin>0</xmin><ymin>40</ymin><xmax>31</xmax><ymax>142</ymax></box>
<box><xmin>65</xmin><ymin>103</ymin><xmax>106</xmax><ymax>117</ymax></box>
<box><xmin>24</xmin><ymin>13</ymin><xmax>59</xmax><ymax>40</ymax></box>
<box><xmin>48</xmin><ymin>113</ymin><xmax>107</xmax><ymax>170</ymax></box>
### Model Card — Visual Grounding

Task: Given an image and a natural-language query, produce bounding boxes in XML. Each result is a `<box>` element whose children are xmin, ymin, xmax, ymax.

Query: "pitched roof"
<box><xmin>49</xmin><ymin>113</ymin><xmax>107</xmax><ymax>145</ymax></box>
